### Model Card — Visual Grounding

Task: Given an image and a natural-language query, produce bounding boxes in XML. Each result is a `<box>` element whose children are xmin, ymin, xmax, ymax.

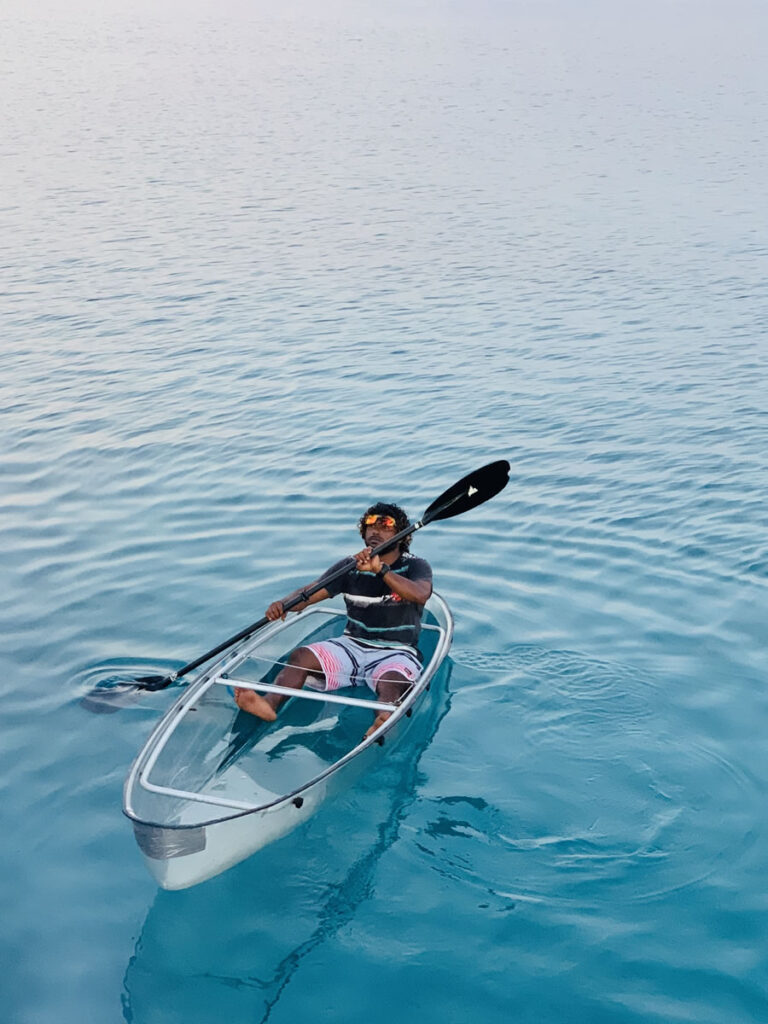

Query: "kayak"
<box><xmin>123</xmin><ymin>592</ymin><xmax>453</xmax><ymax>889</ymax></box>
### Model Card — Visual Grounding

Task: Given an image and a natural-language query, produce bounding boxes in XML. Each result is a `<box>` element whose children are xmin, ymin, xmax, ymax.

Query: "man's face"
<box><xmin>363</xmin><ymin>513</ymin><xmax>397</xmax><ymax>549</ymax></box>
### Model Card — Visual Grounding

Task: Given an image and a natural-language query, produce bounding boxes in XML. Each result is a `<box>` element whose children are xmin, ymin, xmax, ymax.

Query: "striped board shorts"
<box><xmin>305</xmin><ymin>635</ymin><xmax>422</xmax><ymax>694</ymax></box>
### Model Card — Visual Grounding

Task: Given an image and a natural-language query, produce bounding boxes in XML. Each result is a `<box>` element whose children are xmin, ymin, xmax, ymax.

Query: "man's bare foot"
<box><xmin>364</xmin><ymin>711</ymin><xmax>391</xmax><ymax>739</ymax></box>
<box><xmin>234</xmin><ymin>687</ymin><xmax>277</xmax><ymax>722</ymax></box>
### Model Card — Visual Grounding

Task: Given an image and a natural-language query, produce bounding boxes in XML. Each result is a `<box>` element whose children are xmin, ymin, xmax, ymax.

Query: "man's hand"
<box><xmin>355</xmin><ymin>547</ymin><xmax>383</xmax><ymax>574</ymax></box>
<box><xmin>266</xmin><ymin>601</ymin><xmax>286</xmax><ymax>621</ymax></box>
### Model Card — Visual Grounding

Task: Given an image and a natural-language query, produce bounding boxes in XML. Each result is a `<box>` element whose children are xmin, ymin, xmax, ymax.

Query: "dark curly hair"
<box><xmin>358</xmin><ymin>501</ymin><xmax>412</xmax><ymax>553</ymax></box>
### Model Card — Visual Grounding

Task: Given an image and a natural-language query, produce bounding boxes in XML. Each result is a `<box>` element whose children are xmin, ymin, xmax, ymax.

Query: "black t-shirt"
<box><xmin>320</xmin><ymin>553</ymin><xmax>433</xmax><ymax>651</ymax></box>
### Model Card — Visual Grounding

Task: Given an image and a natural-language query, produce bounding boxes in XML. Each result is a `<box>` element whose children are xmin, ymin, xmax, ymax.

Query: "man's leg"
<box><xmin>234</xmin><ymin>646</ymin><xmax>324</xmax><ymax>721</ymax></box>
<box><xmin>365</xmin><ymin>670</ymin><xmax>411</xmax><ymax>738</ymax></box>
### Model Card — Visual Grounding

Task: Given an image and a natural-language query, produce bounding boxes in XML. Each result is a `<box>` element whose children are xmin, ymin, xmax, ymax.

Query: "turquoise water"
<box><xmin>3</xmin><ymin>0</ymin><xmax>768</xmax><ymax>1020</ymax></box>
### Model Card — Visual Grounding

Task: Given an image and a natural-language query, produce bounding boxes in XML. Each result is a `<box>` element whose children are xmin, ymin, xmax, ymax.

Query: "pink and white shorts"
<box><xmin>305</xmin><ymin>635</ymin><xmax>421</xmax><ymax>694</ymax></box>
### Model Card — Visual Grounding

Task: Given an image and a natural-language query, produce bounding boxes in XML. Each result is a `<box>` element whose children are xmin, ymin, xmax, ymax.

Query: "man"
<box><xmin>234</xmin><ymin>502</ymin><xmax>433</xmax><ymax>737</ymax></box>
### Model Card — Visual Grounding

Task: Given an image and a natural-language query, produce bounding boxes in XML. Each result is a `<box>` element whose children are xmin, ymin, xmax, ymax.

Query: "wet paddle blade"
<box><xmin>135</xmin><ymin>674</ymin><xmax>174</xmax><ymax>690</ymax></box>
<box><xmin>421</xmin><ymin>459</ymin><xmax>510</xmax><ymax>524</ymax></box>
<box><xmin>80</xmin><ymin>672</ymin><xmax>176</xmax><ymax>713</ymax></box>
<box><xmin>80</xmin><ymin>679</ymin><xmax>150</xmax><ymax>713</ymax></box>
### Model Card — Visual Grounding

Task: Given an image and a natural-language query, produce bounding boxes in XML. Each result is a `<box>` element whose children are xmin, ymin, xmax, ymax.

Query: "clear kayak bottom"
<box><xmin>123</xmin><ymin>594</ymin><xmax>453</xmax><ymax>889</ymax></box>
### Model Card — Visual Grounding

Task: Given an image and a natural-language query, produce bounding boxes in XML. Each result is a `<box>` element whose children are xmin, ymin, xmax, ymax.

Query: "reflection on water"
<box><xmin>121</xmin><ymin>666</ymin><xmax>452</xmax><ymax>1023</ymax></box>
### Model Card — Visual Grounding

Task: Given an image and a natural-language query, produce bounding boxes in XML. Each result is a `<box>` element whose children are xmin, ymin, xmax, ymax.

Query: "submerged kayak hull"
<box><xmin>124</xmin><ymin>593</ymin><xmax>453</xmax><ymax>889</ymax></box>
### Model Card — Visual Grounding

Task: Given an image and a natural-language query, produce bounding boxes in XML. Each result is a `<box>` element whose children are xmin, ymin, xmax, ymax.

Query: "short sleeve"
<box><xmin>317</xmin><ymin>557</ymin><xmax>354</xmax><ymax>597</ymax></box>
<box><xmin>407</xmin><ymin>556</ymin><xmax>433</xmax><ymax>583</ymax></box>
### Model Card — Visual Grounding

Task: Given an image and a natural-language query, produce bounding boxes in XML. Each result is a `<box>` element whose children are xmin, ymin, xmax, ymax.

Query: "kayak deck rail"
<box><xmin>219</xmin><ymin>677</ymin><xmax>399</xmax><ymax>712</ymax></box>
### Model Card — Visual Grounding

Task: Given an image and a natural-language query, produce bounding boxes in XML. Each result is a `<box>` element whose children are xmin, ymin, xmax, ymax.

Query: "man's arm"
<box><xmin>381</xmin><ymin>570</ymin><xmax>431</xmax><ymax>605</ymax></box>
<box><xmin>265</xmin><ymin>583</ymin><xmax>331</xmax><ymax>621</ymax></box>
<box><xmin>266</xmin><ymin>555</ymin><xmax>353</xmax><ymax>620</ymax></box>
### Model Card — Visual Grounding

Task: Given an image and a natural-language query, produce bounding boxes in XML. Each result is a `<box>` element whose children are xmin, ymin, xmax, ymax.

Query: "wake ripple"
<box><xmin>411</xmin><ymin>646</ymin><xmax>761</xmax><ymax>908</ymax></box>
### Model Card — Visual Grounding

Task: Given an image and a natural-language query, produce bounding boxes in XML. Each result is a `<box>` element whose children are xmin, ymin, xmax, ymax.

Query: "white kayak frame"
<box><xmin>124</xmin><ymin>592</ymin><xmax>453</xmax><ymax>828</ymax></box>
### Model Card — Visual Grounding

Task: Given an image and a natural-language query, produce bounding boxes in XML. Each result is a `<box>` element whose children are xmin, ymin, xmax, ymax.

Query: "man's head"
<box><xmin>358</xmin><ymin>502</ymin><xmax>412</xmax><ymax>553</ymax></box>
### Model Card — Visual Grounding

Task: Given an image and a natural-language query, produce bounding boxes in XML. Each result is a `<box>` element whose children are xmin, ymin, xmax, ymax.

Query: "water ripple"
<box><xmin>412</xmin><ymin>646</ymin><xmax>762</xmax><ymax>908</ymax></box>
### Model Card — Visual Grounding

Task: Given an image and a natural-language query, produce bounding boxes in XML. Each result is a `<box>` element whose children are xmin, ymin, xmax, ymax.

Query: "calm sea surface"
<box><xmin>2</xmin><ymin>1</ymin><xmax>768</xmax><ymax>1021</ymax></box>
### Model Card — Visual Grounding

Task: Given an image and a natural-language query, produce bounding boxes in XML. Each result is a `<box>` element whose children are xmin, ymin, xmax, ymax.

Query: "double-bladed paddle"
<box><xmin>81</xmin><ymin>459</ymin><xmax>510</xmax><ymax>711</ymax></box>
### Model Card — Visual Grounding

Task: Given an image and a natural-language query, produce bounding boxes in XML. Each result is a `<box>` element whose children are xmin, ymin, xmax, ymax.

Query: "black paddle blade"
<box><xmin>422</xmin><ymin>459</ymin><xmax>510</xmax><ymax>524</ymax></box>
<box><xmin>80</xmin><ymin>678</ymin><xmax>147</xmax><ymax>713</ymax></box>
<box><xmin>80</xmin><ymin>671</ymin><xmax>176</xmax><ymax>713</ymax></box>
<box><xmin>135</xmin><ymin>674</ymin><xmax>174</xmax><ymax>691</ymax></box>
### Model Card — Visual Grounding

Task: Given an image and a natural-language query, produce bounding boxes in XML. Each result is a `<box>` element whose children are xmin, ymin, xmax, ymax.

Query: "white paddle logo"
<box><xmin>468</xmin><ymin>485</ymin><xmax>478</xmax><ymax>496</ymax></box>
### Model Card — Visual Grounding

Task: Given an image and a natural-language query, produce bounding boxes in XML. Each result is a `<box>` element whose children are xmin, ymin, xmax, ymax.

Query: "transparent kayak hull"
<box><xmin>123</xmin><ymin>593</ymin><xmax>453</xmax><ymax>889</ymax></box>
